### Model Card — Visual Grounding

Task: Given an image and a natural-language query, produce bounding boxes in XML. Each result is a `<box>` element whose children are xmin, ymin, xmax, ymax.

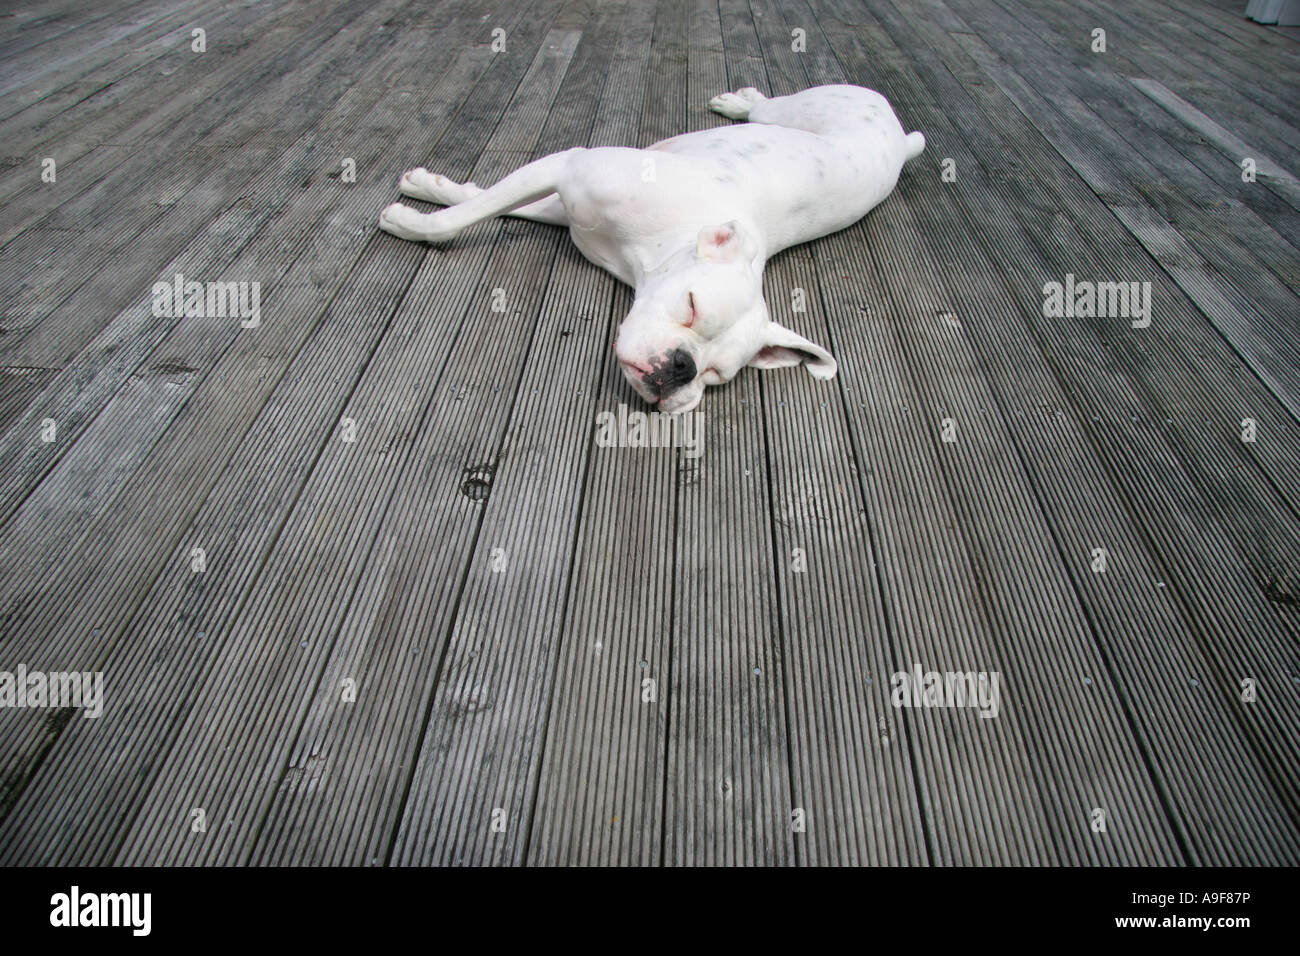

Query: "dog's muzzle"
<box><xmin>643</xmin><ymin>348</ymin><xmax>696</xmax><ymax>398</ymax></box>
<box><xmin>617</xmin><ymin>345</ymin><xmax>698</xmax><ymax>406</ymax></box>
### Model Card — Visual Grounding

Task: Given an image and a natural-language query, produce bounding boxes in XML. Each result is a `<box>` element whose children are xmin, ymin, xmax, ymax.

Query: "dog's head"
<box><xmin>613</xmin><ymin>221</ymin><xmax>836</xmax><ymax>414</ymax></box>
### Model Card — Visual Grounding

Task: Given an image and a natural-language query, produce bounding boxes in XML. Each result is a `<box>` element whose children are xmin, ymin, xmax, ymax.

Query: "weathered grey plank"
<box><xmin>111</xmin><ymin>17</ymin><xmax>581</xmax><ymax>867</ymax></box>
<box><xmin>1130</xmin><ymin>76</ymin><xmax>1300</xmax><ymax>211</ymax></box>
<box><xmin>0</xmin><ymin>0</ymin><xmax>487</xmax><ymax>625</ymax></box>
<box><xmin>759</xmin><ymin>253</ymin><xmax>934</xmax><ymax>865</ymax></box>
<box><xmin>1147</xmin><ymin>0</ymin><xmax>1300</xmax><ymax>76</ymax></box>
<box><xmin>941</xmin><ymin>0</ymin><xmax>1300</xmax><ymax>599</ymax></box>
<box><xmin>657</xmin><ymin>0</ymin><xmax>796</xmax><ymax>868</ymax></box>
<box><xmin>249</xmin><ymin>10</ymin><xmax>629</xmax><ymax>867</ymax></box>
<box><xmin>0</xmin><ymin>0</ymin><xmax>1296</xmax><ymax>868</ymax></box>
<box><xmin>525</xmin><ymin>0</ymin><xmax>675</xmax><ymax>867</ymax></box>
<box><xmin>0</xmin><ymin>367</ymin><xmax>57</xmax><ymax>435</ymax></box>
<box><xmin>385</xmin><ymin>235</ymin><xmax>603</xmax><ymax>867</ymax></box>
<box><xmin>867</xmin><ymin>0</ymin><xmax>1300</xmax><ymax>850</ymax></box>
<box><xmin>0</xmin><ymin>0</ymin><xmax>235</xmax><ymax>136</ymax></box>
<box><xmin>0</xmin><ymin>0</ymin><xmax>202</xmax><ymax>93</ymax></box>
<box><xmin>0</xmin><ymin>0</ymin><xmax>441</xmax><ymax>531</ymax></box>
<box><xmin>789</xmin><ymin>0</ymin><xmax>1056</xmax><ymax>867</ymax></box>
<box><xmin>742</xmin><ymin>0</ymin><xmax>933</xmax><ymax>868</ymax></box>
<box><xmin>0</xmin><ymin>0</ymin><xmax>399</xmax><ymax>356</ymax></box>
<box><xmin>0</xmin><ymin>0</ymin><xmax>347</xmax><ymax>236</ymax></box>
<box><xmin>971</xmin><ymin>0</ymin><xmax>1300</xmax><ymax>289</ymax></box>
<box><xmin>0</xmin><ymin>0</ymin><xmax>540</xmax><ymax>860</ymax></box>
<box><xmin>0</xmin><ymin>0</ymin><xmax>159</xmax><ymax>62</ymax></box>
<box><xmin>944</xmin><ymin>30</ymin><xmax>1300</xmax><ymax>427</ymax></box>
<box><xmin>1011</xmin><ymin>0</ymin><xmax>1300</xmax><ymax>167</ymax></box>
<box><xmin>997</xmin><ymin>0</ymin><xmax>1300</xmax><ymax>249</ymax></box>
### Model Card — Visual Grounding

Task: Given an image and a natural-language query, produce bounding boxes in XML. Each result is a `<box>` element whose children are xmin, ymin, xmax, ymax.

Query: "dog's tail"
<box><xmin>904</xmin><ymin>131</ymin><xmax>926</xmax><ymax>161</ymax></box>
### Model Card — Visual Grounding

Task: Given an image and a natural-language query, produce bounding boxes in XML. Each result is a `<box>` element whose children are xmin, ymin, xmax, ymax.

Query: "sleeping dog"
<box><xmin>380</xmin><ymin>84</ymin><xmax>925</xmax><ymax>414</ymax></box>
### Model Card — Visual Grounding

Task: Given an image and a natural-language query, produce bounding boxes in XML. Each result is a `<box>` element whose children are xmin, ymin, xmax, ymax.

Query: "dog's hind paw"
<box><xmin>379</xmin><ymin>202</ymin><xmax>457</xmax><ymax>243</ymax></box>
<box><xmin>708</xmin><ymin>92</ymin><xmax>754</xmax><ymax>120</ymax></box>
<box><xmin>398</xmin><ymin>167</ymin><xmax>477</xmax><ymax>204</ymax></box>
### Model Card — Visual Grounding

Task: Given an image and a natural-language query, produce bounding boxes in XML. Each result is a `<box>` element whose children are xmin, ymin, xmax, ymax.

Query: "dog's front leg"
<box><xmin>379</xmin><ymin>148</ymin><xmax>582</xmax><ymax>242</ymax></box>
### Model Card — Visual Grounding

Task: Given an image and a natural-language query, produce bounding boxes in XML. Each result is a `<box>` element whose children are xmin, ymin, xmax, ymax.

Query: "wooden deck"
<box><xmin>0</xmin><ymin>0</ymin><xmax>1297</xmax><ymax>866</ymax></box>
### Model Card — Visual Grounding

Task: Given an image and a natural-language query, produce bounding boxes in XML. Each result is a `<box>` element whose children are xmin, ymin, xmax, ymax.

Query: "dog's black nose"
<box><xmin>646</xmin><ymin>348</ymin><xmax>696</xmax><ymax>397</ymax></box>
<box><xmin>668</xmin><ymin>348</ymin><xmax>695</xmax><ymax>380</ymax></box>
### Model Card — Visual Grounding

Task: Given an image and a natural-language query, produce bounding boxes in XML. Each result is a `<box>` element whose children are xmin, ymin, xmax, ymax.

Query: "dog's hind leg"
<box><xmin>495</xmin><ymin>193</ymin><xmax>568</xmax><ymax>225</ymax></box>
<box><xmin>397</xmin><ymin>167</ymin><xmax>568</xmax><ymax>225</ymax></box>
<box><xmin>379</xmin><ymin>148</ymin><xmax>580</xmax><ymax>242</ymax></box>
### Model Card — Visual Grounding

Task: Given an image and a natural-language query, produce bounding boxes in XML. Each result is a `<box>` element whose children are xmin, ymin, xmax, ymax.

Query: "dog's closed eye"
<box><xmin>685</xmin><ymin>291</ymin><xmax>697</xmax><ymax>328</ymax></box>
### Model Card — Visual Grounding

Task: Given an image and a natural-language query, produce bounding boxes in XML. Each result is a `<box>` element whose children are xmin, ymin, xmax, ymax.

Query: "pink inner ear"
<box><xmin>751</xmin><ymin>345</ymin><xmax>805</xmax><ymax>368</ymax></box>
<box><xmin>710</xmin><ymin>226</ymin><xmax>733</xmax><ymax>247</ymax></box>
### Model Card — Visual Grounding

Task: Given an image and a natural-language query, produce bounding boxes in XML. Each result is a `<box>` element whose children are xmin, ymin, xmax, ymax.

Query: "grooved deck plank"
<box><xmin>866</xmin><ymin>0</ymin><xmax>1300</xmax><ymax>854</ymax></box>
<box><xmin>0</xmin><ymin>0</ymin><xmax>541</xmax><ymax>862</ymax></box>
<box><xmin>0</xmin><ymin>0</ymin><xmax>1296</xmax><ymax>866</ymax></box>
<box><xmin>114</xmin><ymin>13</ymin><xmax>582</xmax><ymax>867</ymax></box>
<box><xmin>939</xmin><ymin>0</ymin><xmax>1300</xmax><ymax>605</ymax></box>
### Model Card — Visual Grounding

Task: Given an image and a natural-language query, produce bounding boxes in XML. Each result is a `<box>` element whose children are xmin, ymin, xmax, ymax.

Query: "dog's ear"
<box><xmin>747</xmin><ymin>321</ymin><xmax>837</xmax><ymax>379</ymax></box>
<box><xmin>696</xmin><ymin>221</ymin><xmax>748</xmax><ymax>262</ymax></box>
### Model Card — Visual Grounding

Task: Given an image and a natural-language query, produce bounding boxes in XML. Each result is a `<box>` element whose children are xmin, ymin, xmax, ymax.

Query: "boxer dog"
<box><xmin>379</xmin><ymin>85</ymin><xmax>925</xmax><ymax>414</ymax></box>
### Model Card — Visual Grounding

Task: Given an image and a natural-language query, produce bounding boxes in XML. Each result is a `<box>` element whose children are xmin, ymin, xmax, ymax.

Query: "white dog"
<box><xmin>379</xmin><ymin>84</ymin><xmax>925</xmax><ymax>413</ymax></box>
